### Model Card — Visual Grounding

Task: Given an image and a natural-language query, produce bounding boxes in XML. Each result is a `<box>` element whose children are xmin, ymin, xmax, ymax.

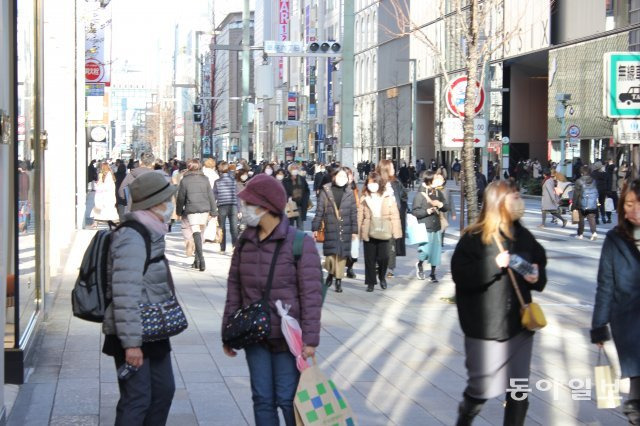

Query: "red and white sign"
<box><xmin>445</xmin><ymin>76</ymin><xmax>485</xmax><ymax>118</ymax></box>
<box><xmin>85</xmin><ymin>59</ymin><xmax>105</xmax><ymax>82</ymax></box>
<box><xmin>442</xmin><ymin>117</ymin><xmax>487</xmax><ymax>148</ymax></box>
<box><xmin>278</xmin><ymin>0</ymin><xmax>290</xmax><ymax>81</ymax></box>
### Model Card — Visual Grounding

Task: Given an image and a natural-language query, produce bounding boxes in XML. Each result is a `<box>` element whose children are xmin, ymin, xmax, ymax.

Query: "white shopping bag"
<box><xmin>350</xmin><ymin>238</ymin><xmax>360</xmax><ymax>259</ymax></box>
<box><xmin>594</xmin><ymin>348</ymin><xmax>622</xmax><ymax>409</ymax></box>
<box><xmin>203</xmin><ymin>219</ymin><xmax>218</xmax><ymax>243</ymax></box>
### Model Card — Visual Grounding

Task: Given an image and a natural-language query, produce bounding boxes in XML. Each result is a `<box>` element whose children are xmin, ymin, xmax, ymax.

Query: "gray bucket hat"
<box><xmin>130</xmin><ymin>172</ymin><xmax>176</xmax><ymax>211</ymax></box>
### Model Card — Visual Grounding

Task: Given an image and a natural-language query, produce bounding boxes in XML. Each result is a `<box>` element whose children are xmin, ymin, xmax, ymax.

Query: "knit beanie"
<box><xmin>238</xmin><ymin>174</ymin><xmax>287</xmax><ymax>214</ymax></box>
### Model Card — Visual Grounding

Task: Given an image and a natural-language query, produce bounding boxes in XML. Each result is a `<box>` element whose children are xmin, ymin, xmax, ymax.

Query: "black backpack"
<box><xmin>72</xmin><ymin>221</ymin><xmax>156</xmax><ymax>323</ymax></box>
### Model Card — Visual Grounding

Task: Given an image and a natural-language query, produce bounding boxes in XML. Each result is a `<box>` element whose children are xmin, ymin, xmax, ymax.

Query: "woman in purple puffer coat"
<box><xmin>222</xmin><ymin>173</ymin><xmax>323</xmax><ymax>426</ymax></box>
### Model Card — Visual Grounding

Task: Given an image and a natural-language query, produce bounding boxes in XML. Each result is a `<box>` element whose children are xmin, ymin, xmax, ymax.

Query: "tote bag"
<box><xmin>406</xmin><ymin>214</ymin><xmax>428</xmax><ymax>245</ymax></box>
<box><xmin>594</xmin><ymin>348</ymin><xmax>621</xmax><ymax>409</ymax></box>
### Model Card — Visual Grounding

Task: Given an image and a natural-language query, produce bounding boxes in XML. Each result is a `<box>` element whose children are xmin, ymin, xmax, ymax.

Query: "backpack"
<box><xmin>72</xmin><ymin>221</ymin><xmax>157</xmax><ymax>323</ymax></box>
<box><xmin>580</xmin><ymin>182</ymin><xmax>599</xmax><ymax>211</ymax></box>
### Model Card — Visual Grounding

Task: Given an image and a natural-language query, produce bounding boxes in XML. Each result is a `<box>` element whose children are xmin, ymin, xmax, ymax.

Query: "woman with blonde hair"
<box><xmin>202</xmin><ymin>158</ymin><xmax>219</xmax><ymax>189</ymax></box>
<box><xmin>376</xmin><ymin>159</ymin><xmax>407</xmax><ymax>277</ymax></box>
<box><xmin>451</xmin><ymin>180</ymin><xmax>547</xmax><ymax>426</ymax></box>
<box><xmin>91</xmin><ymin>162</ymin><xmax>120</xmax><ymax>224</ymax></box>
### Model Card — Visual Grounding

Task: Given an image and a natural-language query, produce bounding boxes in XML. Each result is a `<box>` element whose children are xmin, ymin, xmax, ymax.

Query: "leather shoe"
<box><xmin>380</xmin><ymin>279</ymin><xmax>387</xmax><ymax>290</ymax></box>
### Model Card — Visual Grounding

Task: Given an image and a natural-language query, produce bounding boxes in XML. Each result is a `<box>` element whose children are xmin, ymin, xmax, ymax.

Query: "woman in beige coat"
<box><xmin>359</xmin><ymin>171</ymin><xmax>402</xmax><ymax>292</ymax></box>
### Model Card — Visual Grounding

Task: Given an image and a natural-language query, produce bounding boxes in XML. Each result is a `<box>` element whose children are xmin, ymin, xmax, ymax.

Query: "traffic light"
<box><xmin>193</xmin><ymin>104</ymin><xmax>203</xmax><ymax>124</ymax></box>
<box><xmin>307</xmin><ymin>41</ymin><xmax>341</xmax><ymax>56</ymax></box>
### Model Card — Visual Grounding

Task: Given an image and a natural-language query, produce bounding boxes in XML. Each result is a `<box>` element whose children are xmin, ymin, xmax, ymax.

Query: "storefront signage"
<box><xmin>327</xmin><ymin>59</ymin><xmax>335</xmax><ymax>117</ymax></box>
<box><xmin>442</xmin><ymin>117</ymin><xmax>487</xmax><ymax>148</ymax></box>
<box><xmin>85</xmin><ymin>83</ymin><xmax>105</xmax><ymax>96</ymax></box>
<box><xmin>287</xmin><ymin>92</ymin><xmax>298</xmax><ymax>121</ymax></box>
<box><xmin>616</xmin><ymin>119</ymin><xmax>640</xmax><ymax>144</ymax></box>
<box><xmin>84</xmin><ymin>2</ymin><xmax>111</xmax><ymax>86</ymax></box>
<box><xmin>604</xmin><ymin>52</ymin><xmax>640</xmax><ymax>118</ymax></box>
<box><xmin>445</xmin><ymin>77</ymin><xmax>485</xmax><ymax>118</ymax></box>
<box><xmin>278</xmin><ymin>0</ymin><xmax>290</xmax><ymax>81</ymax></box>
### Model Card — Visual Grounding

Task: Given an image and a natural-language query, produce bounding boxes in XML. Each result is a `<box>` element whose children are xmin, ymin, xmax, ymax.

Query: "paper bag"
<box><xmin>571</xmin><ymin>209</ymin><xmax>580</xmax><ymax>225</ymax></box>
<box><xmin>594</xmin><ymin>348</ymin><xmax>621</xmax><ymax>409</ymax></box>
<box><xmin>294</xmin><ymin>362</ymin><xmax>357</xmax><ymax>426</ymax></box>
<box><xmin>203</xmin><ymin>219</ymin><xmax>219</xmax><ymax>243</ymax></box>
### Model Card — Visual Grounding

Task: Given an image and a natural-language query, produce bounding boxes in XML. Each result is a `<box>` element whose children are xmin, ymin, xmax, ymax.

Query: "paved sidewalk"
<box><xmin>6</xmin><ymin>211</ymin><xmax>629</xmax><ymax>425</ymax></box>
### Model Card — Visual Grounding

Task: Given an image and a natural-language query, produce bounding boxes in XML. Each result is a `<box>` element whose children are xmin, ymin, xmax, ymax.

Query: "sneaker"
<box><xmin>440</xmin><ymin>296</ymin><xmax>456</xmax><ymax>304</ymax></box>
<box><xmin>575</xmin><ymin>234</ymin><xmax>584</xmax><ymax>240</ymax></box>
<box><xmin>429</xmin><ymin>274</ymin><xmax>439</xmax><ymax>283</ymax></box>
<box><xmin>415</xmin><ymin>262</ymin><xmax>425</xmax><ymax>280</ymax></box>
<box><xmin>386</xmin><ymin>270</ymin><xmax>394</xmax><ymax>278</ymax></box>
<box><xmin>590</xmin><ymin>233</ymin><xmax>598</xmax><ymax>241</ymax></box>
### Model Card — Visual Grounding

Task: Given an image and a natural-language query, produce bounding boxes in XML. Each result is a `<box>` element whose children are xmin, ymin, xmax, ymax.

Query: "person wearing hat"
<box><xmin>222</xmin><ymin>174</ymin><xmax>323</xmax><ymax>426</ymax></box>
<box><xmin>102</xmin><ymin>172</ymin><xmax>178</xmax><ymax>425</ymax></box>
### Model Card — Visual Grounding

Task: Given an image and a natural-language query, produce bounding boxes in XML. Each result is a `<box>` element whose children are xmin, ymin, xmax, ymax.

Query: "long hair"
<box><xmin>377</xmin><ymin>159</ymin><xmax>396</xmax><ymax>182</ymax></box>
<box><xmin>362</xmin><ymin>171</ymin><xmax>385</xmax><ymax>196</ymax></box>
<box><xmin>464</xmin><ymin>180</ymin><xmax>519</xmax><ymax>245</ymax></box>
<box><xmin>616</xmin><ymin>179</ymin><xmax>640</xmax><ymax>242</ymax></box>
<box><xmin>99</xmin><ymin>162</ymin><xmax>114</xmax><ymax>182</ymax></box>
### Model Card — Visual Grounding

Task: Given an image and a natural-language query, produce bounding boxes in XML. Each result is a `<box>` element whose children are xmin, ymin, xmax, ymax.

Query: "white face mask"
<box><xmin>265</xmin><ymin>168</ymin><xmax>273</xmax><ymax>176</ymax></box>
<box><xmin>291</xmin><ymin>170</ymin><xmax>299</xmax><ymax>176</ymax></box>
<box><xmin>300</xmin><ymin>171</ymin><xmax>307</xmax><ymax>177</ymax></box>
<box><xmin>367</xmin><ymin>183</ymin><xmax>379</xmax><ymax>193</ymax></box>
<box><xmin>240</xmin><ymin>174</ymin><xmax>248</xmax><ymax>182</ymax></box>
<box><xmin>248</xmin><ymin>171</ymin><xmax>254</xmax><ymax>177</ymax></box>
<box><xmin>276</xmin><ymin>175</ymin><xmax>284</xmax><ymax>181</ymax></box>
<box><xmin>154</xmin><ymin>201</ymin><xmax>174</xmax><ymax>224</ymax></box>
<box><xmin>241</xmin><ymin>203</ymin><xmax>266</xmax><ymax>227</ymax></box>
<box><xmin>335</xmin><ymin>172</ymin><xmax>348</xmax><ymax>187</ymax></box>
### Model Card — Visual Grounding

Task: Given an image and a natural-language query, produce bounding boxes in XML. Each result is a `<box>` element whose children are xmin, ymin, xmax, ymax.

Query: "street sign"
<box><xmin>445</xmin><ymin>77</ymin><xmax>485</xmax><ymax>118</ymax></box>
<box><xmin>85</xmin><ymin>83</ymin><xmax>105</xmax><ymax>96</ymax></box>
<box><xmin>264</xmin><ymin>40</ymin><xmax>304</xmax><ymax>55</ymax></box>
<box><xmin>616</xmin><ymin>119</ymin><xmax>640</xmax><ymax>144</ymax></box>
<box><xmin>442</xmin><ymin>117</ymin><xmax>487</xmax><ymax>148</ymax></box>
<box><xmin>604</xmin><ymin>52</ymin><xmax>640</xmax><ymax>118</ymax></box>
<box><xmin>567</xmin><ymin>124</ymin><xmax>580</xmax><ymax>138</ymax></box>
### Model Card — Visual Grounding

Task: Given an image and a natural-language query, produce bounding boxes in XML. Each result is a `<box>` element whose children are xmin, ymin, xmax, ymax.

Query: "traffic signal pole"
<box><xmin>339</xmin><ymin>0</ymin><xmax>355</xmax><ymax>168</ymax></box>
<box><xmin>240</xmin><ymin>0</ymin><xmax>250</xmax><ymax>161</ymax></box>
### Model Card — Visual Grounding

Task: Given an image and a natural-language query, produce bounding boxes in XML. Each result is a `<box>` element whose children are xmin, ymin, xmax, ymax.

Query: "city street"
<box><xmin>5</xmin><ymin>185</ymin><xmax>629</xmax><ymax>425</ymax></box>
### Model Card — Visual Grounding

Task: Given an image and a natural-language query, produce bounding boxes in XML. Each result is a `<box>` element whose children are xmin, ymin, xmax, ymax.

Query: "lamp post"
<box><xmin>555</xmin><ymin>93</ymin><xmax>572</xmax><ymax>175</ymax></box>
<box><xmin>397</xmin><ymin>59</ymin><xmax>417</xmax><ymax>165</ymax></box>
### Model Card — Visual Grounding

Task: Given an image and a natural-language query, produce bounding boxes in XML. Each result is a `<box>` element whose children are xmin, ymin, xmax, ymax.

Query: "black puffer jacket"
<box><xmin>176</xmin><ymin>171</ymin><xmax>218</xmax><ymax>216</ymax></box>
<box><xmin>312</xmin><ymin>183</ymin><xmax>358</xmax><ymax>257</ymax></box>
<box><xmin>452</xmin><ymin>222</ymin><xmax>547</xmax><ymax>341</ymax></box>
<box><xmin>412</xmin><ymin>186</ymin><xmax>449</xmax><ymax>232</ymax></box>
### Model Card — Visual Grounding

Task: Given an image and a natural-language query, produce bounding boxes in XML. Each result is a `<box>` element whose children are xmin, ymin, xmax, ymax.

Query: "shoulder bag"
<box><xmin>368</xmin><ymin>198</ymin><xmax>392</xmax><ymax>240</ymax></box>
<box><xmin>493</xmin><ymin>235</ymin><xmax>547</xmax><ymax>331</ymax></box>
<box><xmin>316</xmin><ymin>188</ymin><xmax>341</xmax><ymax>242</ymax></box>
<box><xmin>222</xmin><ymin>240</ymin><xmax>283</xmax><ymax>349</ymax></box>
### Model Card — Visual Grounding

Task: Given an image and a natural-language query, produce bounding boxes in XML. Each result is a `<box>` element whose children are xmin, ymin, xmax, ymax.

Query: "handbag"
<box><xmin>406</xmin><ymin>214</ymin><xmax>428</xmax><ymax>245</ymax></box>
<box><xmin>493</xmin><ymin>236</ymin><xmax>547</xmax><ymax>331</ymax></box>
<box><xmin>604</xmin><ymin>197</ymin><xmax>615</xmax><ymax>213</ymax></box>
<box><xmin>222</xmin><ymin>240</ymin><xmax>283</xmax><ymax>350</ymax></box>
<box><xmin>316</xmin><ymin>189</ymin><xmax>340</xmax><ymax>243</ymax></box>
<box><xmin>140</xmin><ymin>259</ymin><xmax>188</xmax><ymax>342</ymax></box>
<box><xmin>315</xmin><ymin>221</ymin><xmax>325</xmax><ymax>242</ymax></box>
<box><xmin>439</xmin><ymin>212</ymin><xmax>449</xmax><ymax>231</ymax></box>
<box><xmin>369</xmin><ymin>217</ymin><xmax>392</xmax><ymax>240</ymax></box>
<box><xmin>594</xmin><ymin>347</ymin><xmax>621</xmax><ymax>409</ymax></box>
<box><xmin>286</xmin><ymin>199</ymin><xmax>300</xmax><ymax>218</ymax></box>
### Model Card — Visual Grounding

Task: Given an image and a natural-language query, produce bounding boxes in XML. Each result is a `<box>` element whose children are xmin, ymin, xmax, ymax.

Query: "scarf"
<box><xmin>130</xmin><ymin>210</ymin><xmax>168</xmax><ymax>237</ymax></box>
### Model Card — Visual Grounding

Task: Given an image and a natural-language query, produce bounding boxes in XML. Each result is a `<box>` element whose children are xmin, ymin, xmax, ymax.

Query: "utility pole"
<box><xmin>240</xmin><ymin>0</ymin><xmax>250</xmax><ymax>160</ymax></box>
<box><xmin>340</xmin><ymin>0</ymin><xmax>355</xmax><ymax>167</ymax></box>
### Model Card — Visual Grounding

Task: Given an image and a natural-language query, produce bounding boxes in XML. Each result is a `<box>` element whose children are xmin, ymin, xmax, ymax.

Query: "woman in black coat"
<box><xmin>312</xmin><ymin>167</ymin><xmax>359</xmax><ymax>293</ymax></box>
<box><xmin>452</xmin><ymin>180</ymin><xmax>547</xmax><ymax>426</ymax></box>
<box><xmin>283</xmin><ymin>163</ymin><xmax>310</xmax><ymax>230</ymax></box>
<box><xmin>591</xmin><ymin>179</ymin><xmax>640</xmax><ymax>424</ymax></box>
<box><xmin>377</xmin><ymin>159</ymin><xmax>407</xmax><ymax>278</ymax></box>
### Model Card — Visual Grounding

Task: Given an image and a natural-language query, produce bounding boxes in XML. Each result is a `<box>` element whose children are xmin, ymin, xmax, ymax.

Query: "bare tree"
<box><xmin>385</xmin><ymin>0</ymin><xmax>525</xmax><ymax>221</ymax></box>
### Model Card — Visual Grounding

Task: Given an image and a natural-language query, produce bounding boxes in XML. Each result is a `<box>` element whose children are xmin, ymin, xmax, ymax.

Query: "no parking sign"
<box><xmin>446</xmin><ymin>76</ymin><xmax>485</xmax><ymax>118</ymax></box>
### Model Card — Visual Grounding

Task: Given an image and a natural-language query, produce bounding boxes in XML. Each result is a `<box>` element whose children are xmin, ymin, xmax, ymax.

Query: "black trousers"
<box><xmin>597</xmin><ymin>192</ymin><xmax>606</xmax><ymax>222</ymax></box>
<box><xmin>364</xmin><ymin>238</ymin><xmax>389</xmax><ymax>286</ymax></box>
<box><xmin>114</xmin><ymin>353</ymin><xmax>175</xmax><ymax>426</ymax></box>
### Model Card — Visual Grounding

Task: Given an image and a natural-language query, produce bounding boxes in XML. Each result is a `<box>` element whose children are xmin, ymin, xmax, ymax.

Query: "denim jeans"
<box><xmin>245</xmin><ymin>344</ymin><xmax>300</xmax><ymax>426</ymax></box>
<box><xmin>217</xmin><ymin>204</ymin><xmax>239</xmax><ymax>252</ymax></box>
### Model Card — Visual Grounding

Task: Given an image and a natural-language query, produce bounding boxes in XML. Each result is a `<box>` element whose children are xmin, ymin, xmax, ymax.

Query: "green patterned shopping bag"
<box><xmin>294</xmin><ymin>360</ymin><xmax>357</xmax><ymax>426</ymax></box>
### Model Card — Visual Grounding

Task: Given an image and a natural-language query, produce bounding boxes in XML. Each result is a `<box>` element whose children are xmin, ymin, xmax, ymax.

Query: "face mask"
<box><xmin>291</xmin><ymin>170</ymin><xmax>299</xmax><ymax>176</ymax></box>
<box><xmin>276</xmin><ymin>175</ymin><xmax>284</xmax><ymax>181</ymax></box>
<box><xmin>367</xmin><ymin>183</ymin><xmax>379</xmax><ymax>193</ymax></box>
<box><xmin>241</xmin><ymin>203</ymin><xmax>266</xmax><ymax>227</ymax></box>
<box><xmin>265</xmin><ymin>168</ymin><xmax>273</xmax><ymax>176</ymax></box>
<box><xmin>240</xmin><ymin>174</ymin><xmax>248</xmax><ymax>182</ymax></box>
<box><xmin>248</xmin><ymin>171</ymin><xmax>254</xmax><ymax>177</ymax></box>
<box><xmin>154</xmin><ymin>201</ymin><xmax>174</xmax><ymax>223</ymax></box>
<box><xmin>335</xmin><ymin>173</ymin><xmax>348</xmax><ymax>187</ymax></box>
<box><xmin>506</xmin><ymin>196</ymin><xmax>525</xmax><ymax>221</ymax></box>
<box><xmin>433</xmin><ymin>179</ymin><xmax>444</xmax><ymax>188</ymax></box>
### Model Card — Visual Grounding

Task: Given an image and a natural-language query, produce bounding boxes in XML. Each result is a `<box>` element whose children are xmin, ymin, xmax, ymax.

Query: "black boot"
<box><xmin>456</xmin><ymin>393</ymin><xmax>485</xmax><ymax>426</ymax></box>
<box><xmin>503</xmin><ymin>392</ymin><xmax>529</xmax><ymax>426</ymax></box>
<box><xmin>623</xmin><ymin>400</ymin><xmax>640</xmax><ymax>425</ymax></box>
<box><xmin>429</xmin><ymin>266</ymin><xmax>438</xmax><ymax>283</ymax></box>
<box><xmin>325</xmin><ymin>274</ymin><xmax>334</xmax><ymax>288</ymax></box>
<box><xmin>334</xmin><ymin>279</ymin><xmax>343</xmax><ymax>293</ymax></box>
<box><xmin>346</xmin><ymin>267</ymin><xmax>356</xmax><ymax>279</ymax></box>
<box><xmin>193</xmin><ymin>232</ymin><xmax>205</xmax><ymax>271</ymax></box>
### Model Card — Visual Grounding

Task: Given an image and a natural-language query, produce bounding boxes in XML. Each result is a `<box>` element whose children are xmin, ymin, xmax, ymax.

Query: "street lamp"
<box><xmin>555</xmin><ymin>93</ymin><xmax>572</xmax><ymax>175</ymax></box>
<box><xmin>397</xmin><ymin>59</ymin><xmax>417</xmax><ymax>166</ymax></box>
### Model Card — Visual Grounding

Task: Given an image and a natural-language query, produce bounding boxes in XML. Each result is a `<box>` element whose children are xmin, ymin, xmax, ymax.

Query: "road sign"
<box><xmin>85</xmin><ymin>59</ymin><xmax>105</xmax><ymax>83</ymax></box>
<box><xmin>445</xmin><ymin>77</ymin><xmax>485</xmax><ymax>118</ymax></box>
<box><xmin>264</xmin><ymin>40</ymin><xmax>304</xmax><ymax>55</ymax></box>
<box><xmin>567</xmin><ymin>124</ymin><xmax>580</xmax><ymax>138</ymax></box>
<box><xmin>604</xmin><ymin>52</ymin><xmax>640</xmax><ymax>118</ymax></box>
<box><xmin>442</xmin><ymin>117</ymin><xmax>487</xmax><ymax>148</ymax></box>
<box><xmin>616</xmin><ymin>119</ymin><xmax>640</xmax><ymax>144</ymax></box>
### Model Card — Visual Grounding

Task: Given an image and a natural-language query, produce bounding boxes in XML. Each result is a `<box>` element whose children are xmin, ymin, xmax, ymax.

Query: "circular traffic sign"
<box><xmin>85</xmin><ymin>59</ymin><xmax>104</xmax><ymax>82</ymax></box>
<box><xmin>567</xmin><ymin>124</ymin><xmax>580</xmax><ymax>138</ymax></box>
<box><xmin>446</xmin><ymin>76</ymin><xmax>485</xmax><ymax>118</ymax></box>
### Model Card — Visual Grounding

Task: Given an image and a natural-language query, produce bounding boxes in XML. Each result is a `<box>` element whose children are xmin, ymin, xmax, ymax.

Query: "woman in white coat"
<box><xmin>91</xmin><ymin>162</ymin><xmax>120</xmax><ymax>224</ymax></box>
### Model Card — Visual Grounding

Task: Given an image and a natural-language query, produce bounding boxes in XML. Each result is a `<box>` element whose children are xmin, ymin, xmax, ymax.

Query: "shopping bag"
<box><xmin>406</xmin><ymin>215</ymin><xmax>428</xmax><ymax>245</ymax></box>
<box><xmin>276</xmin><ymin>300</ymin><xmax>309</xmax><ymax>372</ymax></box>
<box><xmin>287</xmin><ymin>200</ymin><xmax>300</xmax><ymax>218</ymax></box>
<box><xmin>203</xmin><ymin>219</ymin><xmax>218</xmax><ymax>243</ymax></box>
<box><xmin>571</xmin><ymin>209</ymin><xmax>580</xmax><ymax>225</ymax></box>
<box><xmin>350</xmin><ymin>238</ymin><xmax>360</xmax><ymax>259</ymax></box>
<box><xmin>604</xmin><ymin>197</ymin><xmax>615</xmax><ymax>213</ymax></box>
<box><xmin>594</xmin><ymin>348</ymin><xmax>621</xmax><ymax>409</ymax></box>
<box><xmin>294</xmin><ymin>359</ymin><xmax>357</xmax><ymax>426</ymax></box>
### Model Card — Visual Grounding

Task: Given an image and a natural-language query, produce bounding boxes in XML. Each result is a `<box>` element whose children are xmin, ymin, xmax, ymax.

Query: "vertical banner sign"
<box><xmin>288</xmin><ymin>92</ymin><xmax>298</xmax><ymax>121</ymax></box>
<box><xmin>85</xmin><ymin>2</ymin><xmax>111</xmax><ymax>86</ymax></box>
<box><xmin>327</xmin><ymin>59</ymin><xmax>335</xmax><ymax>117</ymax></box>
<box><xmin>279</xmin><ymin>0</ymin><xmax>290</xmax><ymax>81</ymax></box>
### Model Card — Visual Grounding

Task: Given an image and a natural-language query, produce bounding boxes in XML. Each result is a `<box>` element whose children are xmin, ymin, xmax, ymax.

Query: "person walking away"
<box><xmin>452</xmin><ymin>159</ymin><xmax>462</xmax><ymax>186</ymax></box>
<box><xmin>172</xmin><ymin>162</ymin><xmax>192</xmax><ymax>251</ymax></box>
<box><xmin>222</xmin><ymin>174</ymin><xmax>322</xmax><ymax>426</ymax></box>
<box><xmin>540</xmin><ymin>170</ymin><xmax>567</xmax><ymax>228</ymax></box>
<box><xmin>360</xmin><ymin>172</ymin><xmax>402</xmax><ymax>292</ymax></box>
<box><xmin>452</xmin><ymin>180</ymin><xmax>547</xmax><ymax>426</ymax></box>
<box><xmin>412</xmin><ymin>171</ymin><xmax>449</xmax><ymax>282</ymax></box>
<box><xmin>591</xmin><ymin>161</ymin><xmax>607</xmax><ymax>224</ymax></box>
<box><xmin>377</xmin><ymin>159</ymin><xmax>407</xmax><ymax>278</ymax></box>
<box><xmin>398</xmin><ymin>162</ymin><xmax>410</xmax><ymax>188</ymax></box>
<box><xmin>88</xmin><ymin>159</ymin><xmax>99</xmax><ymax>184</ymax></box>
<box><xmin>475</xmin><ymin>165</ymin><xmax>488</xmax><ymax>208</ymax></box>
<box><xmin>572</xmin><ymin>165</ymin><xmax>599</xmax><ymax>240</ymax></box>
<box><xmin>345</xmin><ymin>168</ymin><xmax>362</xmax><ymax>279</ymax></box>
<box><xmin>91</xmin><ymin>162</ymin><xmax>120</xmax><ymax>225</ymax></box>
<box><xmin>436</xmin><ymin>169</ymin><xmax>457</xmax><ymax>246</ymax></box>
<box><xmin>115</xmin><ymin>160</ymin><xmax>128</xmax><ymax>222</ymax></box>
<box><xmin>176</xmin><ymin>159</ymin><xmax>218</xmax><ymax>270</ymax></box>
<box><xmin>408</xmin><ymin>164</ymin><xmax>417</xmax><ymax>189</ymax></box>
<box><xmin>214</xmin><ymin>161</ymin><xmax>239</xmax><ymax>255</ymax></box>
<box><xmin>312</xmin><ymin>168</ymin><xmax>359</xmax><ymax>293</ymax></box>
<box><xmin>604</xmin><ymin>158</ymin><xmax>619</xmax><ymax>223</ymax></box>
<box><xmin>119</xmin><ymin>152</ymin><xmax>155</xmax><ymax>213</ymax></box>
<box><xmin>102</xmin><ymin>172</ymin><xmax>178</xmax><ymax>425</ymax></box>
<box><xmin>203</xmin><ymin>158</ymin><xmax>219</xmax><ymax>189</ymax></box>
<box><xmin>591</xmin><ymin>179</ymin><xmax>640</xmax><ymax>425</ymax></box>
<box><xmin>283</xmin><ymin>164</ymin><xmax>310</xmax><ymax>230</ymax></box>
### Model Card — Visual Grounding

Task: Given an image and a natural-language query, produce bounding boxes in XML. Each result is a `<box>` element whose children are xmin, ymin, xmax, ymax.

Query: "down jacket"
<box><xmin>312</xmin><ymin>184</ymin><xmax>359</xmax><ymax>257</ymax></box>
<box><xmin>222</xmin><ymin>217</ymin><xmax>323</xmax><ymax>346</ymax></box>
<box><xmin>359</xmin><ymin>194</ymin><xmax>403</xmax><ymax>242</ymax></box>
<box><xmin>102</xmin><ymin>215</ymin><xmax>174</xmax><ymax>348</ymax></box>
<box><xmin>176</xmin><ymin>170</ymin><xmax>218</xmax><ymax>216</ymax></box>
